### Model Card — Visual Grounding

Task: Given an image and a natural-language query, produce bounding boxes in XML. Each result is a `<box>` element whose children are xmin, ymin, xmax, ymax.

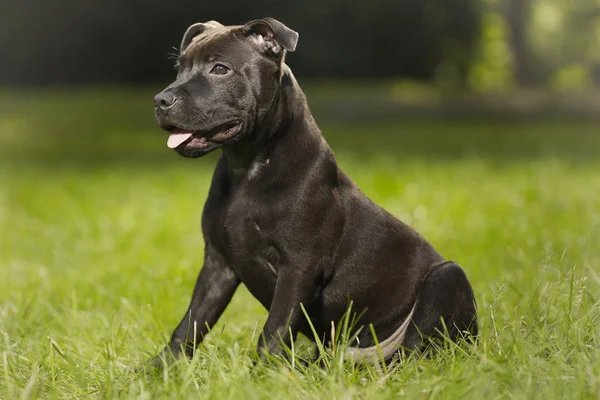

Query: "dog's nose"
<box><xmin>154</xmin><ymin>92</ymin><xmax>177</xmax><ymax>110</ymax></box>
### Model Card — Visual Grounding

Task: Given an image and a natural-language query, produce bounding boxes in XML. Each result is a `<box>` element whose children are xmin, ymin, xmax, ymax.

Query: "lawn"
<box><xmin>1</xmin><ymin>87</ymin><xmax>599</xmax><ymax>399</ymax></box>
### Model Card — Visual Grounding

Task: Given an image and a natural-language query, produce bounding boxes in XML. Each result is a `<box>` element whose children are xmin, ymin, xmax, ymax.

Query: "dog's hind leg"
<box><xmin>401</xmin><ymin>261</ymin><xmax>478</xmax><ymax>353</ymax></box>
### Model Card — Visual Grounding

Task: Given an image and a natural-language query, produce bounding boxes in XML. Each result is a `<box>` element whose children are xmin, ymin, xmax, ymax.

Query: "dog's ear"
<box><xmin>243</xmin><ymin>17</ymin><xmax>299</xmax><ymax>55</ymax></box>
<box><xmin>180</xmin><ymin>21</ymin><xmax>222</xmax><ymax>53</ymax></box>
<box><xmin>180</xmin><ymin>23</ymin><xmax>207</xmax><ymax>53</ymax></box>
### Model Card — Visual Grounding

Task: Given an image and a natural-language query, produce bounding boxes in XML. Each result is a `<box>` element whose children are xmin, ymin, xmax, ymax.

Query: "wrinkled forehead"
<box><xmin>183</xmin><ymin>22</ymin><xmax>244</xmax><ymax>57</ymax></box>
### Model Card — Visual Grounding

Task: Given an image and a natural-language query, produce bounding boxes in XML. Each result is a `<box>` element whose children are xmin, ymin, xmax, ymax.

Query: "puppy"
<box><xmin>152</xmin><ymin>17</ymin><xmax>477</xmax><ymax>366</ymax></box>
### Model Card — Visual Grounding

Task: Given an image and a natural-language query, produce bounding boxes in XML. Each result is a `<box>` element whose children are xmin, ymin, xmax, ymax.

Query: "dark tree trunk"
<box><xmin>506</xmin><ymin>0</ymin><xmax>532</xmax><ymax>87</ymax></box>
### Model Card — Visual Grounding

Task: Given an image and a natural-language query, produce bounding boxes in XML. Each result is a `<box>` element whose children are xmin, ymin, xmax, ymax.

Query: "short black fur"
<box><xmin>151</xmin><ymin>18</ymin><xmax>478</xmax><ymax>366</ymax></box>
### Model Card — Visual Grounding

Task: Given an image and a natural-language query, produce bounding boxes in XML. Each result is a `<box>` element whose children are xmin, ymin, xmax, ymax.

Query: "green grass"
<box><xmin>1</xmin><ymin>87</ymin><xmax>599</xmax><ymax>399</ymax></box>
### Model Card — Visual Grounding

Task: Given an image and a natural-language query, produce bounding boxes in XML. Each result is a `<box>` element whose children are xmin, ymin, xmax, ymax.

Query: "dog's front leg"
<box><xmin>152</xmin><ymin>243</ymin><xmax>240</xmax><ymax>367</ymax></box>
<box><xmin>257</xmin><ymin>265</ymin><xmax>319</xmax><ymax>362</ymax></box>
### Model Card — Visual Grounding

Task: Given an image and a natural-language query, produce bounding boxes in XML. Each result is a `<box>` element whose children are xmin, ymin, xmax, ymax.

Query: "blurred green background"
<box><xmin>1</xmin><ymin>1</ymin><xmax>600</xmax><ymax>398</ymax></box>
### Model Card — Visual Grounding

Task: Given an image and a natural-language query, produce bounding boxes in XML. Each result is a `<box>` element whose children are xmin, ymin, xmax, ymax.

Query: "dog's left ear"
<box><xmin>243</xmin><ymin>17</ymin><xmax>299</xmax><ymax>55</ymax></box>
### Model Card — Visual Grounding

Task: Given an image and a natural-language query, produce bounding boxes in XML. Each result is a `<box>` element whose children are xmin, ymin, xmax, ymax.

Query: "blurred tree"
<box><xmin>467</xmin><ymin>0</ymin><xmax>600</xmax><ymax>91</ymax></box>
<box><xmin>530</xmin><ymin>0</ymin><xmax>600</xmax><ymax>90</ymax></box>
<box><xmin>505</xmin><ymin>0</ymin><xmax>533</xmax><ymax>86</ymax></box>
<box><xmin>467</xmin><ymin>11</ymin><xmax>514</xmax><ymax>92</ymax></box>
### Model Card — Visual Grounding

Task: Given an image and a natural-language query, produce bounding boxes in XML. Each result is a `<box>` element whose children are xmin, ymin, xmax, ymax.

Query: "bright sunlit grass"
<box><xmin>1</xmin><ymin>89</ymin><xmax>599</xmax><ymax>399</ymax></box>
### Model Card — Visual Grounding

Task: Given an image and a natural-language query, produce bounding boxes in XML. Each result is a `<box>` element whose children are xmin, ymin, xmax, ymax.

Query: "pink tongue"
<box><xmin>167</xmin><ymin>132</ymin><xmax>193</xmax><ymax>149</ymax></box>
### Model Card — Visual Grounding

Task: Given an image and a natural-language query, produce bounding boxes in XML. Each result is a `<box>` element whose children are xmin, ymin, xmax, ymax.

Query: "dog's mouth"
<box><xmin>164</xmin><ymin>122</ymin><xmax>243</xmax><ymax>152</ymax></box>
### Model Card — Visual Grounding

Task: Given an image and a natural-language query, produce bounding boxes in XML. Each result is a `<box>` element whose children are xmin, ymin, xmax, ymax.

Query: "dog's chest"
<box><xmin>214</xmin><ymin>191</ymin><xmax>287</xmax><ymax>306</ymax></box>
<box><xmin>226</xmin><ymin>212</ymin><xmax>273</xmax><ymax>261</ymax></box>
<box><xmin>203</xmin><ymin>162</ymin><xmax>296</xmax><ymax>307</ymax></box>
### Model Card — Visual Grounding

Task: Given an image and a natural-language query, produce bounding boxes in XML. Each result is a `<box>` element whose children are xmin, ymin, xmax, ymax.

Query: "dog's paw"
<box><xmin>136</xmin><ymin>348</ymin><xmax>180</xmax><ymax>374</ymax></box>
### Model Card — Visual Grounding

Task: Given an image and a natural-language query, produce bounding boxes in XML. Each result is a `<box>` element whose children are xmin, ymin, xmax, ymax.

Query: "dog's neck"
<box><xmin>223</xmin><ymin>64</ymin><xmax>320</xmax><ymax>177</ymax></box>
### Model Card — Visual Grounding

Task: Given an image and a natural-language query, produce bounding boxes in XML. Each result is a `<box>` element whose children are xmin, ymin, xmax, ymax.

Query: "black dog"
<box><xmin>152</xmin><ymin>18</ymin><xmax>477</xmax><ymax>366</ymax></box>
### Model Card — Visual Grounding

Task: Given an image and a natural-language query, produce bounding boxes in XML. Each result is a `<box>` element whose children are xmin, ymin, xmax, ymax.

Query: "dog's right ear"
<box><xmin>180</xmin><ymin>21</ymin><xmax>223</xmax><ymax>53</ymax></box>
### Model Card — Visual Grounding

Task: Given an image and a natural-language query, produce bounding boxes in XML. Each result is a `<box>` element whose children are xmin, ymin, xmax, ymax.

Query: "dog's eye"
<box><xmin>210</xmin><ymin>64</ymin><xmax>230</xmax><ymax>75</ymax></box>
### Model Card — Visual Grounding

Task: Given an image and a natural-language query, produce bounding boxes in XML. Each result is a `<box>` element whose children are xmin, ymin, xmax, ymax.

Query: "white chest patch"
<box><xmin>248</xmin><ymin>158</ymin><xmax>270</xmax><ymax>180</ymax></box>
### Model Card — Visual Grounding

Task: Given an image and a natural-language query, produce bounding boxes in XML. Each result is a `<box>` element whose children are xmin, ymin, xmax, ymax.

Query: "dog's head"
<box><xmin>154</xmin><ymin>18</ymin><xmax>298</xmax><ymax>158</ymax></box>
